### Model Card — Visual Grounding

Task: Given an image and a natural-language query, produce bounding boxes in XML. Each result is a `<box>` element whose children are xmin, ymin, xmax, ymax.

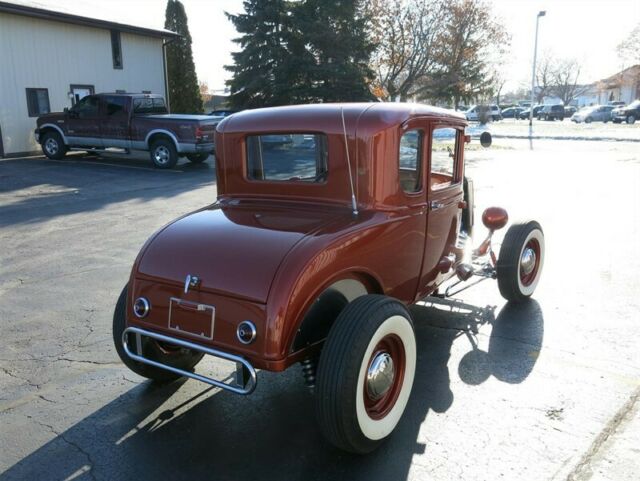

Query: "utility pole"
<box><xmin>529</xmin><ymin>10</ymin><xmax>546</xmax><ymax>136</ymax></box>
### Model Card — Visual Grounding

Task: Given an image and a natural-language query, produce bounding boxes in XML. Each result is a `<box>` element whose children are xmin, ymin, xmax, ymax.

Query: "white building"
<box><xmin>0</xmin><ymin>1</ymin><xmax>177</xmax><ymax>158</ymax></box>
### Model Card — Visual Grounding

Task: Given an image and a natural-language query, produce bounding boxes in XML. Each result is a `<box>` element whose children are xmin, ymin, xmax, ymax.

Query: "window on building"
<box><xmin>246</xmin><ymin>134</ymin><xmax>328</xmax><ymax>182</ymax></box>
<box><xmin>111</xmin><ymin>30</ymin><xmax>123</xmax><ymax>69</ymax></box>
<box><xmin>430</xmin><ymin>128</ymin><xmax>459</xmax><ymax>189</ymax></box>
<box><xmin>26</xmin><ymin>88</ymin><xmax>50</xmax><ymax>117</ymax></box>
<box><xmin>399</xmin><ymin>130</ymin><xmax>423</xmax><ymax>193</ymax></box>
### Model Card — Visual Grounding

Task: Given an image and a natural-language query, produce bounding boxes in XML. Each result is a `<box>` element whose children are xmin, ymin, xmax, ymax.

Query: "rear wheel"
<box><xmin>149</xmin><ymin>138</ymin><xmax>178</xmax><ymax>169</ymax></box>
<box><xmin>315</xmin><ymin>295</ymin><xmax>416</xmax><ymax>454</ymax></box>
<box><xmin>113</xmin><ymin>285</ymin><xmax>203</xmax><ymax>382</ymax></box>
<box><xmin>41</xmin><ymin>131</ymin><xmax>67</xmax><ymax>160</ymax></box>
<box><xmin>186</xmin><ymin>153</ymin><xmax>209</xmax><ymax>163</ymax></box>
<box><xmin>497</xmin><ymin>221</ymin><xmax>545</xmax><ymax>303</ymax></box>
<box><xmin>627</xmin><ymin>115</ymin><xmax>636</xmax><ymax>125</ymax></box>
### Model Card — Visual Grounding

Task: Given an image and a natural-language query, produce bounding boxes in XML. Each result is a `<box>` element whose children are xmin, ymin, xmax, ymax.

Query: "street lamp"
<box><xmin>529</xmin><ymin>10</ymin><xmax>546</xmax><ymax>133</ymax></box>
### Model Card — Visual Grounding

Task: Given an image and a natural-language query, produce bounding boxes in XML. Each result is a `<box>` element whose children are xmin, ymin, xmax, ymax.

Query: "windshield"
<box><xmin>628</xmin><ymin>100</ymin><xmax>640</xmax><ymax>108</ymax></box>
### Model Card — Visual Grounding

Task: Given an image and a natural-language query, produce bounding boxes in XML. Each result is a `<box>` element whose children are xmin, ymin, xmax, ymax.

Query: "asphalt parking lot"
<box><xmin>1</xmin><ymin>141</ymin><xmax>639</xmax><ymax>481</ymax></box>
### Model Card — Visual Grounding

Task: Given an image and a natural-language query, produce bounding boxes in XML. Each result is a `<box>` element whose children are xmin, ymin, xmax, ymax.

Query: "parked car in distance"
<box><xmin>518</xmin><ymin>105</ymin><xmax>544</xmax><ymax>119</ymax></box>
<box><xmin>608</xmin><ymin>101</ymin><xmax>626</xmax><ymax>108</ymax></box>
<box><xmin>501</xmin><ymin>107</ymin><xmax>524</xmax><ymax>119</ymax></box>
<box><xmin>465</xmin><ymin>104</ymin><xmax>502</xmax><ymax>122</ymax></box>
<box><xmin>113</xmin><ymin>103</ymin><xmax>545</xmax><ymax>454</ymax></box>
<box><xmin>35</xmin><ymin>93</ymin><xmax>219</xmax><ymax>169</ymax></box>
<box><xmin>612</xmin><ymin>100</ymin><xmax>640</xmax><ymax>124</ymax></box>
<box><xmin>538</xmin><ymin>105</ymin><xmax>565</xmax><ymax>121</ymax></box>
<box><xmin>208</xmin><ymin>109</ymin><xmax>237</xmax><ymax>118</ymax></box>
<box><xmin>564</xmin><ymin>106</ymin><xmax>577</xmax><ymax>117</ymax></box>
<box><xmin>571</xmin><ymin>105</ymin><xmax>615</xmax><ymax>123</ymax></box>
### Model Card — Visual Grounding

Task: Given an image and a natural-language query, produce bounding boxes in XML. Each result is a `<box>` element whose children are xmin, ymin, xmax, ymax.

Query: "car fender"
<box><xmin>145</xmin><ymin>129</ymin><xmax>181</xmax><ymax>152</ymax></box>
<box><xmin>38</xmin><ymin>123</ymin><xmax>67</xmax><ymax>144</ymax></box>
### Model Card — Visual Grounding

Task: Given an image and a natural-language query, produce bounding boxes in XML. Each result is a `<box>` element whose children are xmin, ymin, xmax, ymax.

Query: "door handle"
<box><xmin>430</xmin><ymin>201</ymin><xmax>444</xmax><ymax>210</ymax></box>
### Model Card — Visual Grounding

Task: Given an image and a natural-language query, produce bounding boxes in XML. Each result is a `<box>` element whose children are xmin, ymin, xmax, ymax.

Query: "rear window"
<box><xmin>246</xmin><ymin>134</ymin><xmax>328</xmax><ymax>182</ymax></box>
<box><xmin>133</xmin><ymin>97</ymin><xmax>167</xmax><ymax>114</ymax></box>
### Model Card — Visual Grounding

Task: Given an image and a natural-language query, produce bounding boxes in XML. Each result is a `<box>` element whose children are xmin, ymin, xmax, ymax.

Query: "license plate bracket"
<box><xmin>168</xmin><ymin>297</ymin><xmax>215</xmax><ymax>340</ymax></box>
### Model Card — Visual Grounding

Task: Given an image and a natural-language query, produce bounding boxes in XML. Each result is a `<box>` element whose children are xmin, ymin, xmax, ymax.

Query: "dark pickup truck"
<box><xmin>35</xmin><ymin>93</ymin><xmax>221</xmax><ymax>168</ymax></box>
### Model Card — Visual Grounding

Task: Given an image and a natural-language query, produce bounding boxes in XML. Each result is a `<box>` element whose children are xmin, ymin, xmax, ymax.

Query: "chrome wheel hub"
<box><xmin>366</xmin><ymin>352</ymin><xmax>395</xmax><ymax>400</ymax></box>
<box><xmin>45</xmin><ymin>138</ymin><xmax>58</xmax><ymax>155</ymax></box>
<box><xmin>154</xmin><ymin>146</ymin><xmax>170</xmax><ymax>164</ymax></box>
<box><xmin>520</xmin><ymin>247</ymin><xmax>537</xmax><ymax>276</ymax></box>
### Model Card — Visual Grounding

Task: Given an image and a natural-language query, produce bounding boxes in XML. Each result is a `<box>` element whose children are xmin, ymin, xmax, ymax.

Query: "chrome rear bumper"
<box><xmin>122</xmin><ymin>326</ymin><xmax>257</xmax><ymax>395</ymax></box>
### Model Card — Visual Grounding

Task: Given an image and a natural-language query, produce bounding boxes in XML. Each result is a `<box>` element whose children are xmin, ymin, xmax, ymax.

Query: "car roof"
<box><xmin>218</xmin><ymin>103</ymin><xmax>466</xmax><ymax>135</ymax></box>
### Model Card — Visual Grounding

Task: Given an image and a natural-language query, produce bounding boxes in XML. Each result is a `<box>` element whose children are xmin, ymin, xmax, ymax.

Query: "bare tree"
<box><xmin>551</xmin><ymin>58</ymin><xmax>586</xmax><ymax>105</ymax></box>
<box><xmin>422</xmin><ymin>0</ymin><xmax>510</xmax><ymax>108</ymax></box>
<box><xmin>617</xmin><ymin>23</ymin><xmax>640</xmax><ymax>65</ymax></box>
<box><xmin>368</xmin><ymin>0</ymin><xmax>445</xmax><ymax>101</ymax></box>
<box><xmin>535</xmin><ymin>52</ymin><xmax>555</xmax><ymax>103</ymax></box>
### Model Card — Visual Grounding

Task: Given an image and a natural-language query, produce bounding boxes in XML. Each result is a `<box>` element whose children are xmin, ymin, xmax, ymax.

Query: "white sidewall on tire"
<box><xmin>517</xmin><ymin>228</ymin><xmax>545</xmax><ymax>296</ymax></box>
<box><xmin>355</xmin><ymin>314</ymin><xmax>416</xmax><ymax>441</ymax></box>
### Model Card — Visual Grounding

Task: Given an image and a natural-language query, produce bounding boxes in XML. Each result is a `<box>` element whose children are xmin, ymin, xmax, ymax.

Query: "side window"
<box><xmin>104</xmin><ymin>96</ymin><xmax>127</xmax><ymax>117</ymax></box>
<box><xmin>26</xmin><ymin>88</ymin><xmax>50</xmax><ymax>117</ymax></box>
<box><xmin>73</xmin><ymin>95</ymin><xmax>100</xmax><ymax>117</ymax></box>
<box><xmin>430</xmin><ymin>127</ymin><xmax>458</xmax><ymax>190</ymax></box>
<box><xmin>399</xmin><ymin>130</ymin><xmax>423</xmax><ymax>193</ymax></box>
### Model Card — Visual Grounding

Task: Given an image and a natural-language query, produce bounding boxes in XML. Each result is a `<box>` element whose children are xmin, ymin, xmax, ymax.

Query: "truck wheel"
<box><xmin>150</xmin><ymin>138</ymin><xmax>178</xmax><ymax>169</ymax></box>
<box><xmin>315</xmin><ymin>295</ymin><xmax>416</xmax><ymax>454</ymax></box>
<box><xmin>186</xmin><ymin>153</ymin><xmax>209</xmax><ymax>163</ymax></box>
<box><xmin>41</xmin><ymin>131</ymin><xmax>67</xmax><ymax>160</ymax></box>
<box><xmin>497</xmin><ymin>221</ymin><xmax>545</xmax><ymax>303</ymax></box>
<box><xmin>627</xmin><ymin>115</ymin><xmax>636</xmax><ymax>125</ymax></box>
<box><xmin>113</xmin><ymin>285</ymin><xmax>203</xmax><ymax>382</ymax></box>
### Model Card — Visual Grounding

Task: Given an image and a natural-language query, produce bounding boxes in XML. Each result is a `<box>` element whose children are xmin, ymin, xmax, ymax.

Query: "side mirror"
<box><xmin>480</xmin><ymin>131</ymin><xmax>492</xmax><ymax>148</ymax></box>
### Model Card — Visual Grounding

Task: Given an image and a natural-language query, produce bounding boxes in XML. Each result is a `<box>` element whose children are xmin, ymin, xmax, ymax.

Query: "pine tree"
<box><xmin>225</xmin><ymin>0</ymin><xmax>375</xmax><ymax>109</ymax></box>
<box><xmin>225</xmin><ymin>0</ymin><xmax>294</xmax><ymax>109</ymax></box>
<box><xmin>293</xmin><ymin>0</ymin><xmax>375</xmax><ymax>103</ymax></box>
<box><xmin>164</xmin><ymin>0</ymin><xmax>203</xmax><ymax>113</ymax></box>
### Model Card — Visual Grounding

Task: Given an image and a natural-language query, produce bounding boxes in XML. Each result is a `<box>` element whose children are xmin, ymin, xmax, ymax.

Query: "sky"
<box><xmin>15</xmin><ymin>0</ymin><xmax>640</xmax><ymax>93</ymax></box>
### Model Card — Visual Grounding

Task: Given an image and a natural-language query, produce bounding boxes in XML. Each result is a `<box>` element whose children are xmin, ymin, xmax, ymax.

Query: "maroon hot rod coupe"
<box><xmin>113</xmin><ymin>103</ymin><xmax>544</xmax><ymax>453</ymax></box>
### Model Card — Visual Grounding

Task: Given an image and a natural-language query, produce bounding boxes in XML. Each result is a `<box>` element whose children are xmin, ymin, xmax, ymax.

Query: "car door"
<box><xmin>418</xmin><ymin>123</ymin><xmax>465</xmax><ymax>295</ymax></box>
<box><xmin>100</xmin><ymin>95</ymin><xmax>131</xmax><ymax>149</ymax></box>
<box><xmin>66</xmin><ymin>95</ymin><xmax>102</xmax><ymax>147</ymax></box>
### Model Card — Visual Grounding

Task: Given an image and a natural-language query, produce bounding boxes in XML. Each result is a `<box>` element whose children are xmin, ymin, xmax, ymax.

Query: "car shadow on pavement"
<box><xmin>0</xmin><ymin>155</ymin><xmax>216</xmax><ymax>228</ymax></box>
<box><xmin>0</xmin><ymin>300</ymin><xmax>544</xmax><ymax>481</ymax></box>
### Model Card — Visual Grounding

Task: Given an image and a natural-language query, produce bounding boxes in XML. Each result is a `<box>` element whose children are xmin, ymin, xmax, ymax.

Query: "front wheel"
<box><xmin>627</xmin><ymin>115</ymin><xmax>636</xmax><ymax>124</ymax></box>
<box><xmin>315</xmin><ymin>295</ymin><xmax>416</xmax><ymax>454</ymax></box>
<box><xmin>497</xmin><ymin>221</ymin><xmax>545</xmax><ymax>303</ymax></box>
<box><xmin>113</xmin><ymin>285</ymin><xmax>204</xmax><ymax>382</ymax></box>
<box><xmin>585</xmin><ymin>117</ymin><xmax>592</xmax><ymax>124</ymax></box>
<box><xmin>41</xmin><ymin>131</ymin><xmax>67</xmax><ymax>160</ymax></box>
<box><xmin>186</xmin><ymin>153</ymin><xmax>209</xmax><ymax>163</ymax></box>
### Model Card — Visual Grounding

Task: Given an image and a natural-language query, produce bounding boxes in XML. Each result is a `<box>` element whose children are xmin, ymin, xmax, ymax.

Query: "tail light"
<box><xmin>195</xmin><ymin>126</ymin><xmax>204</xmax><ymax>142</ymax></box>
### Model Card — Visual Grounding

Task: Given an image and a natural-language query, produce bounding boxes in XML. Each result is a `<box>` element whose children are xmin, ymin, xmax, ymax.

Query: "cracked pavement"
<box><xmin>1</xmin><ymin>142</ymin><xmax>639</xmax><ymax>481</ymax></box>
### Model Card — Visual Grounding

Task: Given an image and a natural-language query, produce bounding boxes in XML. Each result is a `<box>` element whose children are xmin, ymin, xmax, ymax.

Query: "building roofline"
<box><xmin>0</xmin><ymin>1</ymin><xmax>180</xmax><ymax>39</ymax></box>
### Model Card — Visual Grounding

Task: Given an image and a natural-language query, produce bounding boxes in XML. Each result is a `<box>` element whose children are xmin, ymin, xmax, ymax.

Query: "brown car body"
<box><xmin>35</xmin><ymin>93</ymin><xmax>219</xmax><ymax>167</ymax></box>
<box><xmin>126</xmin><ymin>103</ymin><xmax>467</xmax><ymax>370</ymax></box>
<box><xmin>116</xmin><ymin>102</ymin><xmax>545</xmax><ymax>453</ymax></box>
